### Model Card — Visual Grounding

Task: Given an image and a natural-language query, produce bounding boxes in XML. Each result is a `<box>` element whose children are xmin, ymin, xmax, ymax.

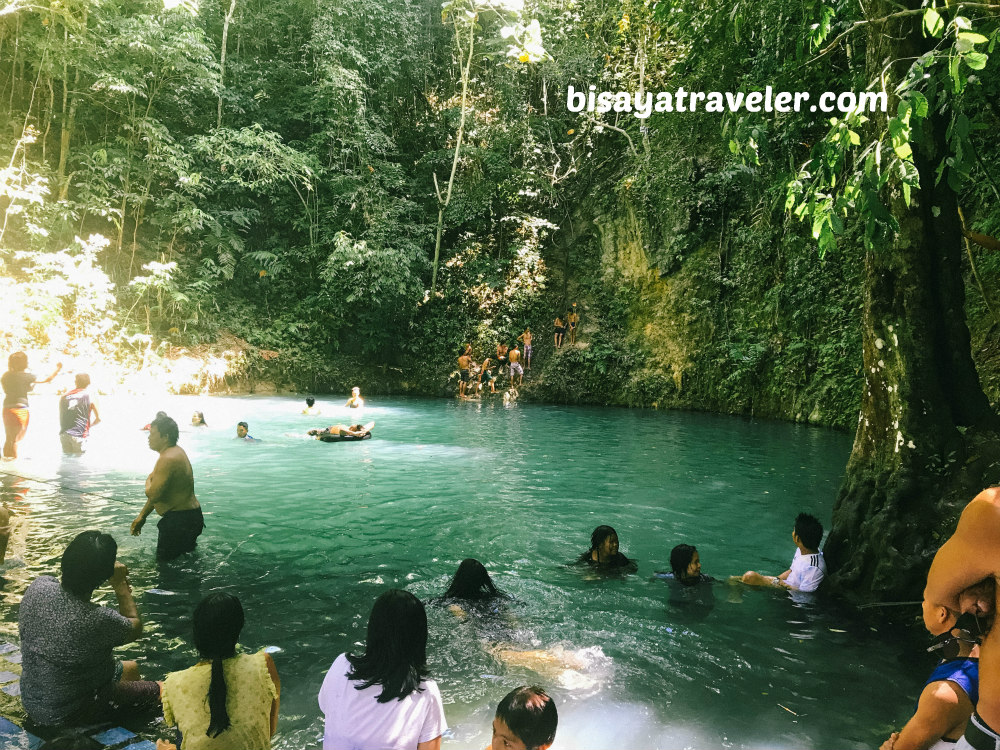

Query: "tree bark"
<box><xmin>823</xmin><ymin>0</ymin><xmax>1000</xmax><ymax>601</ymax></box>
<box><xmin>218</xmin><ymin>0</ymin><xmax>237</xmax><ymax>129</ymax></box>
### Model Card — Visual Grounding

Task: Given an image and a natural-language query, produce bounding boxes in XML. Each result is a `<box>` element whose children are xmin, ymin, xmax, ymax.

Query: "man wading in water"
<box><xmin>130</xmin><ymin>414</ymin><xmax>204</xmax><ymax>560</ymax></box>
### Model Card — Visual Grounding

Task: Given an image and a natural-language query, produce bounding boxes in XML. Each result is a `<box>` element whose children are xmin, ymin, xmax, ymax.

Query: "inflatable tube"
<box><xmin>317</xmin><ymin>432</ymin><xmax>372</xmax><ymax>442</ymax></box>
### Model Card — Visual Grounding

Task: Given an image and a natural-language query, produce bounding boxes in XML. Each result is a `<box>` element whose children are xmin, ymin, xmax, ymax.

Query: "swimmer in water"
<box><xmin>302</xmin><ymin>397</ymin><xmax>321</xmax><ymax>416</ymax></box>
<box><xmin>190</xmin><ymin>411</ymin><xmax>207</xmax><ymax>427</ymax></box>
<box><xmin>490</xmin><ymin>686</ymin><xmax>558</xmax><ymax>750</ymax></box>
<box><xmin>657</xmin><ymin>544</ymin><xmax>715</xmax><ymax>585</ymax></box>
<box><xmin>578</xmin><ymin>525</ymin><xmax>636</xmax><ymax>571</ymax></box>
<box><xmin>308</xmin><ymin>423</ymin><xmax>373</xmax><ymax>439</ymax></box>
<box><xmin>345</xmin><ymin>387</ymin><xmax>364</xmax><ymax>409</ymax></box>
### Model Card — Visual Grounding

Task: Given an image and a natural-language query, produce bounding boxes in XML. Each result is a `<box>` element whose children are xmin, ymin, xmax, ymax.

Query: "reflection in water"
<box><xmin>0</xmin><ymin>396</ymin><xmax>929</xmax><ymax>749</ymax></box>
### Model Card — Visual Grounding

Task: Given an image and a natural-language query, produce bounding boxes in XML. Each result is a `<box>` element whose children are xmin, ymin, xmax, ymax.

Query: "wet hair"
<box><xmin>61</xmin><ymin>530</ymin><xmax>116</xmax><ymax>599</ymax></box>
<box><xmin>152</xmin><ymin>415</ymin><xmax>179</xmax><ymax>446</ymax></box>
<box><xmin>794</xmin><ymin>513</ymin><xmax>824</xmax><ymax>550</ymax></box>
<box><xmin>496</xmin><ymin>686</ymin><xmax>558</xmax><ymax>750</ymax></box>
<box><xmin>350</xmin><ymin>424</ymin><xmax>364</xmax><ymax>432</ymax></box>
<box><xmin>192</xmin><ymin>411</ymin><xmax>206</xmax><ymax>425</ymax></box>
<box><xmin>8</xmin><ymin>352</ymin><xmax>28</xmax><ymax>372</ymax></box>
<box><xmin>578</xmin><ymin>525</ymin><xmax>619</xmax><ymax>563</ymax></box>
<box><xmin>442</xmin><ymin>558</ymin><xmax>504</xmax><ymax>600</ymax></box>
<box><xmin>347</xmin><ymin>589</ymin><xmax>430</xmax><ymax>703</ymax></box>
<box><xmin>305</xmin><ymin>397</ymin><xmax>315</xmax><ymax>407</ymax></box>
<box><xmin>155</xmin><ymin>411</ymin><xmax>168</xmax><ymax>419</ymax></box>
<box><xmin>192</xmin><ymin>593</ymin><xmax>245</xmax><ymax>738</ymax></box>
<box><xmin>237</xmin><ymin>421</ymin><xmax>249</xmax><ymax>432</ymax></box>
<box><xmin>75</xmin><ymin>373</ymin><xmax>91</xmax><ymax>389</ymax></box>
<box><xmin>670</xmin><ymin>544</ymin><xmax>698</xmax><ymax>580</ymax></box>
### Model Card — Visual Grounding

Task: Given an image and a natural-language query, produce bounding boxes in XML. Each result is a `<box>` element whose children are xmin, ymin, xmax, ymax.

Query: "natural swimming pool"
<box><xmin>0</xmin><ymin>395</ymin><xmax>927</xmax><ymax>748</ymax></box>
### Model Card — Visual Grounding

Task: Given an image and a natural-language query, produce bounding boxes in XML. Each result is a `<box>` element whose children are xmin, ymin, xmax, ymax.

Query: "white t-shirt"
<box><xmin>319</xmin><ymin>653</ymin><xmax>447</xmax><ymax>750</ymax></box>
<box><xmin>785</xmin><ymin>548</ymin><xmax>826</xmax><ymax>593</ymax></box>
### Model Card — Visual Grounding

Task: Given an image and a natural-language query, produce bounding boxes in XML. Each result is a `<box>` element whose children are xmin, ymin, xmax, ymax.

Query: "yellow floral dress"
<box><xmin>162</xmin><ymin>650</ymin><xmax>277</xmax><ymax>750</ymax></box>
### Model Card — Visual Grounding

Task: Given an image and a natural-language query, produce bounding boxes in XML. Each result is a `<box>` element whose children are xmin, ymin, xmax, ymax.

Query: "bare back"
<box><xmin>146</xmin><ymin>445</ymin><xmax>199</xmax><ymax>516</ymax></box>
<box><xmin>926</xmin><ymin>487</ymin><xmax>1000</xmax><ymax>727</ymax></box>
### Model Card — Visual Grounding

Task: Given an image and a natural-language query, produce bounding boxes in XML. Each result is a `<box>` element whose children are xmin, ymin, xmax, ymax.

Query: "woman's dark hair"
<box><xmin>193</xmin><ymin>592</ymin><xmax>245</xmax><ymax>738</ymax></box>
<box><xmin>669</xmin><ymin>544</ymin><xmax>697</xmax><ymax>580</ymax></box>
<box><xmin>305</xmin><ymin>397</ymin><xmax>315</xmax><ymax>407</ymax></box>
<box><xmin>61</xmin><ymin>530</ymin><xmax>117</xmax><ymax>599</ymax></box>
<box><xmin>443</xmin><ymin>558</ymin><xmax>503</xmax><ymax>600</ymax></box>
<box><xmin>496</xmin><ymin>686</ymin><xmax>558</xmax><ymax>750</ymax></box>
<box><xmin>192</xmin><ymin>411</ymin><xmax>206</xmax><ymax>425</ymax></box>
<box><xmin>589</xmin><ymin>525</ymin><xmax>617</xmax><ymax>552</ymax></box>
<box><xmin>7</xmin><ymin>351</ymin><xmax>28</xmax><ymax>372</ymax></box>
<box><xmin>347</xmin><ymin>589</ymin><xmax>429</xmax><ymax>703</ymax></box>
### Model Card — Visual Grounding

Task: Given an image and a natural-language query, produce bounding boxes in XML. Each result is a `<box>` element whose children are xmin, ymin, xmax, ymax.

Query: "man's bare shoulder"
<box><xmin>161</xmin><ymin>445</ymin><xmax>191</xmax><ymax>468</ymax></box>
<box><xmin>964</xmin><ymin>487</ymin><xmax>1000</xmax><ymax>515</ymax></box>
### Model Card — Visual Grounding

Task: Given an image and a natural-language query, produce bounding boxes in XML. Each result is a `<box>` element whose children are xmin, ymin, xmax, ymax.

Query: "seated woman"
<box><xmin>159</xmin><ymin>593</ymin><xmax>280</xmax><ymax>750</ymax></box>
<box><xmin>319</xmin><ymin>590</ymin><xmax>447</xmax><ymax>750</ymax></box>
<box><xmin>19</xmin><ymin>531</ymin><xmax>160</xmax><ymax>726</ymax></box>
<box><xmin>577</xmin><ymin>526</ymin><xmax>636</xmax><ymax>571</ymax></box>
<box><xmin>190</xmin><ymin>411</ymin><xmax>207</xmax><ymax>427</ymax></box>
<box><xmin>880</xmin><ymin>584</ymin><xmax>991</xmax><ymax>750</ymax></box>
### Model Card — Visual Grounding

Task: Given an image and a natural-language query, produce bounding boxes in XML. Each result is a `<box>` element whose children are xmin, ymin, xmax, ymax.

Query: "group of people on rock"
<box><xmin>456</xmin><ymin>334</ymin><xmax>532</xmax><ymax>399</ymax></box>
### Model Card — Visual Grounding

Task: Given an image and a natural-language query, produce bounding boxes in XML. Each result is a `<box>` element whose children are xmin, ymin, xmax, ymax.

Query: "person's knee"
<box><xmin>121</xmin><ymin>660</ymin><xmax>141</xmax><ymax>681</ymax></box>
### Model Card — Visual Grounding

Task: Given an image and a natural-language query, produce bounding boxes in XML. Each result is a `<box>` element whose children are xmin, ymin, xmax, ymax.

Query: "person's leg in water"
<box><xmin>3</xmin><ymin>408</ymin><xmax>29</xmax><ymax>459</ymax></box>
<box><xmin>0</xmin><ymin>506</ymin><xmax>9</xmax><ymax>562</ymax></box>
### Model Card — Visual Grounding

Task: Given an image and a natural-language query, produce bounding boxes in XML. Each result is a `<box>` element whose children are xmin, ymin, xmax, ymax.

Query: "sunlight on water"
<box><xmin>0</xmin><ymin>395</ymin><xmax>928</xmax><ymax>748</ymax></box>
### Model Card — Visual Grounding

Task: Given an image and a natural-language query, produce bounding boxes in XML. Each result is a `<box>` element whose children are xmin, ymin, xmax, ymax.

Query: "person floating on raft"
<box><xmin>308</xmin><ymin>422</ymin><xmax>374</xmax><ymax>442</ymax></box>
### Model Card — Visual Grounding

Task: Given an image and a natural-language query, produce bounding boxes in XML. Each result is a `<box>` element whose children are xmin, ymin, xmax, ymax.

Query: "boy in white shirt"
<box><xmin>738</xmin><ymin>513</ymin><xmax>826</xmax><ymax>593</ymax></box>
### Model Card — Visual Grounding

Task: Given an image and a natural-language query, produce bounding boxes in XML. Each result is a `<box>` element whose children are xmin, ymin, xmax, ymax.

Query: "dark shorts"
<box><xmin>460</xmin><ymin>369</ymin><xmax>470</xmax><ymax>383</ymax></box>
<box><xmin>157</xmin><ymin>507</ymin><xmax>204</xmax><ymax>560</ymax></box>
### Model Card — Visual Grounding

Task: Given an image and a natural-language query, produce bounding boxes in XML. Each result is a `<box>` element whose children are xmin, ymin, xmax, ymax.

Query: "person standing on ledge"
<box><xmin>131</xmin><ymin>414</ymin><xmax>204</xmax><ymax>561</ymax></box>
<box><xmin>59</xmin><ymin>373</ymin><xmax>100</xmax><ymax>455</ymax></box>
<box><xmin>2</xmin><ymin>352</ymin><xmax>62</xmax><ymax>459</ymax></box>
<box><xmin>346</xmin><ymin>386</ymin><xmax>364</xmax><ymax>409</ymax></box>
<box><xmin>517</xmin><ymin>328</ymin><xmax>533</xmax><ymax>370</ymax></box>
<box><xmin>567</xmin><ymin>303</ymin><xmax>580</xmax><ymax>346</ymax></box>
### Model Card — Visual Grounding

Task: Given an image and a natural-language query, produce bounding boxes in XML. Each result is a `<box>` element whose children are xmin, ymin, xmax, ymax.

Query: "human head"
<box><xmin>352</xmin><ymin>386</ymin><xmax>361</xmax><ymax>396</ymax></box>
<box><xmin>348</xmin><ymin>589</ymin><xmax>429</xmax><ymax>702</ymax></box>
<box><xmin>590</xmin><ymin>525</ymin><xmax>619</xmax><ymax>559</ymax></box>
<box><xmin>350</xmin><ymin>424</ymin><xmax>364</xmax><ymax>432</ymax></box>
<box><xmin>444</xmin><ymin>558</ymin><xmax>501</xmax><ymax>600</ymax></box>
<box><xmin>670</xmin><ymin>544</ymin><xmax>700</xmax><ymax>580</ymax></box>
<box><xmin>493</xmin><ymin>686</ymin><xmax>558</xmax><ymax>750</ymax></box>
<box><xmin>7</xmin><ymin>351</ymin><xmax>28</xmax><ymax>372</ymax></box>
<box><xmin>922</xmin><ymin>598</ymin><xmax>959</xmax><ymax>636</ymax></box>
<box><xmin>236</xmin><ymin>422</ymin><xmax>249</xmax><ymax>438</ymax></box>
<box><xmin>61</xmin><ymin>530</ymin><xmax>117</xmax><ymax>599</ymax></box>
<box><xmin>793</xmin><ymin>513</ymin><xmax>823</xmax><ymax>551</ymax></box>
<box><xmin>191</xmin><ymin>411</ymin><xmax>206</xmax><ymax>425</ymax></box>
<box><xmin>305</xmin><ymin>397</ymin><xmax>315</xmax><ymax>407</ymax></box>
<box><xmin>193</xmin><ymin>592</ymin><xmax>245</xmax><ymax>738</ymax></box>
<box><xmin>150</xmin><ymin>414</ymin><xmax>179</xmax><ymax>449</ymax></box>
<box><xmin>75</xmin><ymin>373</ymin><xmax>91</xmax><ymax>389</ymax></box>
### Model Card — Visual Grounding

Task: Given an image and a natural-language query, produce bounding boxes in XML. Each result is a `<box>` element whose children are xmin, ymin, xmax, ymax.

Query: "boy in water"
<box><xmin>59</xmin><ymin>373</ymin><xmax>100</xmax><ymax>454</ymax></box>
<box><xmin>738</xmin><ymin>513</ymin><xmax>826</xmax><ymax>592</ymax></box>
<box><xmin>302</xmin><ymin>397</ymin><xmax>321</xmax><ymax>415</ymax></box>
<box><xmin>491</xmin><ymin>686</ymin><xmax>558</xmax><ymax>750</ymax></box>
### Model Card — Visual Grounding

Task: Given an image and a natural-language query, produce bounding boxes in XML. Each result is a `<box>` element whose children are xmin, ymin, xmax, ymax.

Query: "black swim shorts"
<box><xmin>157</xmin><ymin>507</ymin><xmax>205</xmax><ymax>560</ymax></box>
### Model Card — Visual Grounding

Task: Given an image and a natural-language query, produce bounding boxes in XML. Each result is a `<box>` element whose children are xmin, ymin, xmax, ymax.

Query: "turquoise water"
<box><xmin>0</xmin><ymin>395</ymin><xmax>927</xmax><ymax>748</ymax></box>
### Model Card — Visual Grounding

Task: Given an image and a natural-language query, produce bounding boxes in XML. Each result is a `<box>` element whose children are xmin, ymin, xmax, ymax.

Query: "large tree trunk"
<box><xmin>823</xmin><ymin>1</ymin><xmax>1000</xmax><ymax>601</ymax></box>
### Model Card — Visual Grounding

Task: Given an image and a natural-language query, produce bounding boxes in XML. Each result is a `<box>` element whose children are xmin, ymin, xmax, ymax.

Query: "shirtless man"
<box><xmin>130</xmin><ymin>415</ymin><xmax>203</xmax><ymax>561</ymax></box>
<box><xmin>458</xmin><ymin>345</ymin><xmax>473</xmax><ymax>398</ymax></box>
<box><xmin>517</xmin><ymin>328</ymin><xmax>533</xmax><ymax>370</ymax></box>
<box><xmin>508</xmin><ymin>343</ymin><xmax>524</xmax><ymax>387</ymax></box>
<box><xmin>924</xmin><ymin>486</ymin><xmax>1000</xmax><ymax>750</ymax></box>
<box><xmin>567</xmin><ymin>303</ymin><xmax>580</xmax><ymax>345</ymax></box>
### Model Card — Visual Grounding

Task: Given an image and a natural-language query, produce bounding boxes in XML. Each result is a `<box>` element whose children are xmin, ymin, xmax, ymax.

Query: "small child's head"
<box><xmin>305</xmin><ymin>397</ymin><xmax>315</xmax><ymax>407</ymax></box>
<box><xmin>793</xmin><ymin>513</ymin><xmax>823</xmax><ymax>551</ymax></box>
<box><xmin>492</xmin><ymin>686</ymin><xmax>557</xmax><ymax>750</ymax></box>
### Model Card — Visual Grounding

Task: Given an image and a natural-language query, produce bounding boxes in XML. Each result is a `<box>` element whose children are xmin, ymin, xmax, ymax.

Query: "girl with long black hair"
<box><xmin>159</xmin><ymin>593</ymin><xmax>280</xmax><ymax>750</ymax></box>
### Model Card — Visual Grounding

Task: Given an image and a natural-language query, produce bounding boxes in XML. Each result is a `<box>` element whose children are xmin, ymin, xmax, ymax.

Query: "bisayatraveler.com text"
<box><xmin>566</xmin><ymin>84</ymin><xmax>888</xmax><ymax>118</ymax></box>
